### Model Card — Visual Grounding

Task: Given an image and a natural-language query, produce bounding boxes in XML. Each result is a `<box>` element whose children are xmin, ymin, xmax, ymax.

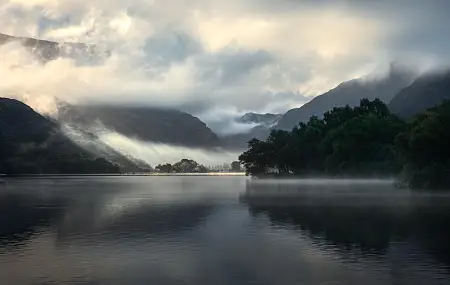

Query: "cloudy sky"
<box><xmin>0</xmin><ymin>0</ymin><xmax>450</xmax><ymax>123</ymax></box>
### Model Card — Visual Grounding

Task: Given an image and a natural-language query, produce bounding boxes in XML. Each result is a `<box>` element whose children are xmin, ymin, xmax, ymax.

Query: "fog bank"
<box><xmin>99</xmin><ymin>131</ymin><xmax>241</xmax><ymax>167</ymax></box>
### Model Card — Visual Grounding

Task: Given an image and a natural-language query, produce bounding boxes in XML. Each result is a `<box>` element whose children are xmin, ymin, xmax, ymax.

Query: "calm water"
<box><xmin>1</xmin><ymin>177</ymin><xmax>450</xmax><ymax>285</ymax></box>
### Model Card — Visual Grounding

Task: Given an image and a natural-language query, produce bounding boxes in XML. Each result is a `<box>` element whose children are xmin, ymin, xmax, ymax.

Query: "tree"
<box><xmin>155</xmin><ymin>163</ymin><xmax>174</xmax><ymax>173</ymax></box>
<box><xmin>322</xmin><ymin>113</ymin><xmax>405</xmax><ymax>175</ymax></box>
<box><xmin>173</xmin><ymin>159</ymin><xmax>199</xmax><ymax>173</ymax></box>
<box><xmin>239</xmin><ymin>139</ymin><xmax>271</xmax><ymax>176</ymax></box>
<box><xmin>395</xmin><ymin>101</ymin><xmax>450</xmax><ymax>189</ymax></box>
<box><xmin>231</xmin><ymin>161</ymin><xmax>242</xmax><ymax>172</ymax></box>
<box><xmin>239</xmin><ymin>99</ymin><xmax>405</xmax><ymax>178</ymax></box>
<box><xmin>155</xmin><ymin>159</ymin><xmax>210</xmax><ymax>173</ymax></box>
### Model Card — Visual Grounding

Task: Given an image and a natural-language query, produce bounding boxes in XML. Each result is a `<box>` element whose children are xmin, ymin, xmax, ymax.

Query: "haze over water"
<box><xmin>1</xmin><ymin>177</ymin><xmax>450</xmax><ymax>285</ymax></box>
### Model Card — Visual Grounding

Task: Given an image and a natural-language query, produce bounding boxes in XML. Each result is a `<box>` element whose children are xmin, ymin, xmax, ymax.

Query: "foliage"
<box><xmin>239</xmin><ymin>99</ymin><xmax>401</xmax><ymax>175</ymax></box>
<box><xmin>239</xmin><ymin>98</ymin><xmax>450</xmax><ymax>189</ymax></box>
<box><xmin>155</xmin><ymin>159</ymin><xmax>209</xmax><ymax>173</ymax></box>
<box><xmin>394</xmin><ymin>101</ymin><xmax>450</xmax><ymax>189</ymax></box>
<box><xmin>155</xmin><ymin>163</ymin><xmax>175</xmax><ymax>173</ymax></box>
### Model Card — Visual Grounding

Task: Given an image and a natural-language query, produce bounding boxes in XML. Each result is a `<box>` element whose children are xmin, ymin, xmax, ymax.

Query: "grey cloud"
<box><xmin>197</xmin><ymin>48</ymin><xmax>274</xmax><ymax>86</ymax></box>
<box><xmin>3</xmin><ymin>0</ymin><xmax>450</xmax><ymax>127</ymax></box>
<box><xmin>242</xmin><ymin>0</ymin><xmax>450</xmax><ymax>63</ymax></box>
<box><xmin>143</xmin><ymin>27</ymin><xmax>203</xmax><ymax>66</ymax></box>
<box><xmin>189</xmin><ymin>90</ymin><xmax>310</xmax><ymax>135</ymax></box>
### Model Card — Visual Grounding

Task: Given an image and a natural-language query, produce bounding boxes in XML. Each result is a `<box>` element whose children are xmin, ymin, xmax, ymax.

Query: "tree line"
<box><xmin>239</xmin><ymin>98</ymin><xmax>450</xmax><ymax>189</ymax></box>
<box><xmin>154</xmin><ymin>159</ymin><xmax>243</xmax><ymax>173</ymax></box>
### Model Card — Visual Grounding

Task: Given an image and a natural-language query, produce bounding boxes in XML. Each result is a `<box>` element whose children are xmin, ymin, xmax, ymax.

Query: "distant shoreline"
<box><xmin>1</xmin><ymin>173</ymin><xmax>247</xmax><ymax>178</ymax></box>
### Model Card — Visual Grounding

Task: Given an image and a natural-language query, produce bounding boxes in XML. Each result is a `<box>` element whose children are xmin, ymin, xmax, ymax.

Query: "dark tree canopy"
<box><xmin>395</xmin><ymin>101</ymin><xmax>450</xmax><ymax>189</ymax></box>
<box><xmin>239</xmin><ymin>99</ymin><xmax>402</xmax><ymax>177</ymax></box>
<box><xmin>155</xmin><ymin>159</ymin><xmax>209</xmax><ymax>173</ymax></box>
<box><xmin>239</xmin><ymin>98</ymin><xmax>450</xmax><ymax>190</ymax></box>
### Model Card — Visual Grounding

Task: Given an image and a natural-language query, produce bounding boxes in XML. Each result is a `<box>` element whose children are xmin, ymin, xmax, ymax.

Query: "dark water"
<box><xmin>1</xmin><ymin>177</ymin><xmax>450</xmax><ymax>285</ymax></box>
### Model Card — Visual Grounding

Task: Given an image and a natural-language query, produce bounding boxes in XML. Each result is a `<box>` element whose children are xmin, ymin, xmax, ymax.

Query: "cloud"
<box><xmin>99</xmin><ymin>131</ymin><xmax>241</xmax><ymax>166</ymax></box>
<box><xmin>1</xmin><ymin>0</ymin><xmax>450</xmax><ymax>124</ymax></box>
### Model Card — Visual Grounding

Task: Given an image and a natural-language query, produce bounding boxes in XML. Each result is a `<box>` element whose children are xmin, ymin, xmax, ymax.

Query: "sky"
<box><xmin>1</xmin><ymin>0</ymin><xmax>450</xmax><ymax>130</ymax></box>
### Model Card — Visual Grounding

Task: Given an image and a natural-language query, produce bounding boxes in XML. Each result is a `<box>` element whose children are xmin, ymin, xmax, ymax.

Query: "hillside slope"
<box><xmin>0</xmin><ymin>98</ymin><xmax>148</xmax><ymax>174</ymax></box>
<box><xmin>389</xmin><ymin>71</ymin><xmax>450</xmax><ymax>119</ymax></box>
<box><xmin>275</xmin><ymin>68</ymin><xmax>414</xmax><ymax>131</ymax></box>
<box><xmin>57</xmin><ymin>104</ymin><xmax>221</xmax><ymax>148</ymax></box>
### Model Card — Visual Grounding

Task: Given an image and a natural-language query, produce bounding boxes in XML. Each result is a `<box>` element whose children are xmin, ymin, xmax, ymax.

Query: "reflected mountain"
<box><xmin>54</xmin><ymin>202</ymin><xmax>214</xmax><ymax>242</ymax></box>
<box><xmin>241</xmin><ymin>180</ymin><xmax>450</xmax><ymax>266</ymax></box>
<box><xmin>0</xmin><ymin>178</ymin><xmax>215</xmax><ymax>248</ymax></box>
<box><xmin>0</xmin><ymin>191</ymin><xmax>67</xmax><ymax>248</ymax></box>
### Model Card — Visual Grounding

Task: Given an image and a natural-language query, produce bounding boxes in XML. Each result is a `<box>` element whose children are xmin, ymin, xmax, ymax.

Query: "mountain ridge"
<box><xmin>0</xmin><ymin>97</ymin><xmax>140</xmax><ymax>174</ymax></box>
<box><xmin>274</xmin><ymin>67</ymin><xmax>415</xmax><ymax>131</ymax></box>
<box><xmin>388</xmin><ymin>70</ymin><xmax>450</xmax><ymax>119</ymax></box>
<box><xmin>57</xmin><ymin>103</ymin><xmax>222</xmax><ymax>148</ymax></box>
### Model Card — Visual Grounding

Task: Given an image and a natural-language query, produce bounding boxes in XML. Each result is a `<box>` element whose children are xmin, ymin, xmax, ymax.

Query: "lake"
<box><xmin>1</xmin><ymin>176</ymin><xmax>449</xmax><ymax>285</ymax></box>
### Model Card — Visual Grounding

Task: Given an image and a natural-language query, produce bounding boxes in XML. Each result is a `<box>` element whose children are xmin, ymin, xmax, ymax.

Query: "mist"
<box><xmin>3</xmin><ymin>0</ymin><xmax>450</xmax><ymax>166</ymax></box>
<box><xmin>98</xmin><ymin>131</ymin><xmax>241</xmax><ymax>167</ymax></box>
<box><xmin>4</xmin><ymin>0</ymin><xmax>450</xmax><ymax>118</ymax></box>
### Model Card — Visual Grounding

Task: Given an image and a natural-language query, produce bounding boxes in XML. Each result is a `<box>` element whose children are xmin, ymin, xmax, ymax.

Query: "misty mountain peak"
<box><xmin>389</xmin><ymin>69</ymin><xmax>450</xmax><ymax>118</ymax></box>
<box><xmin>273</xmin><ymin>63</ymin><xmax>416</xmax><ymax>131</ymax></box>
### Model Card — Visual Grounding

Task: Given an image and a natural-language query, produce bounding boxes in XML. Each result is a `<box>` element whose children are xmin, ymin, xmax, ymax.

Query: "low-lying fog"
<box><xmin>99</xmin><ymin>131</ymin><xmax>241</xmax><ymax>166</ymax></box>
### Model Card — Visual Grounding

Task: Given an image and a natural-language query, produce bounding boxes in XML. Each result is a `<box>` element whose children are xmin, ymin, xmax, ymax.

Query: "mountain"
<box><xmin>0</xmin><ymin>98</ymin><xmax>131</xmax><ymax>174</ymax></box>
<box><xmin>221</xmin><ymin>125</ymin><xmax>271</xmax><ymax>150</ymax></box>
<box><xmin>388</xmin><ymin>71</ymin><xmax>450</xmax><ymax>119</ymax></box>
<box><xmin>60</xmin><ymin>124</ymin><xmax>152</xmax><ymax>172</ymax></box>
<box><xmin>274</xmin><ymin>67</ymin><xmax>414</xmax><ymax>131</ymax></box>
<box><xmin>238</xmin><ymin>113</ymin><xmax>282</xmax><ymax>126</ymax></box>
<box><xmin>218</xmin><ymin>113</ymin><xmax>281</xmax><ymax>150</ymax></box>
<box><xmin>57</xmin><ymin>103</ymin><xmax>221</xmax><ymax>148</ymax></box>
<box><xmin>0</xmin><ymin>33</ymin><xmax>219</xmax><ymax>149</ymax></box>
<box><xmin>0</xmin><ymin>33</ymin><xmax>98</xmax><ymax>61</ymax></box>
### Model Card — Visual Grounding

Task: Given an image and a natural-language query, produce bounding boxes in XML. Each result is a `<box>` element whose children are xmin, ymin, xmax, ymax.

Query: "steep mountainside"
<box><xmin>389</xmin><ymin>71</ymin><xmax>450</xmax><ymax>119</ymax></box>
<box><xmin>275</xmin><ymin>67</ymin><xmax>414</xmax><ymax>131</ymax></box>
<box><xmin>57</xmin><ymin>104</ymin><xmax>221</xmax><ymax>148</ymax></box>
<box><xmin>0</xmin><ymin>98</ymin><xmax>127</xmax><ymax>174</ymax></box>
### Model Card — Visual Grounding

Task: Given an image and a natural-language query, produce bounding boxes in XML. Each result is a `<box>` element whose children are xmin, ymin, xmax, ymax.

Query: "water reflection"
<box><xmin>0</xmin><ymin>177</ymin><xmax>224</xmax><ymax>246</ymax></box>
<box><xmin>0</xmin><ymin>191</ymin><xmax>65</xmax><ymax>248</ymax></box>
<box><xmin>1</xmin><ymin>177</ymin><xmax>450</xmax><ymax>285</ymax></box>
<box><xmin>242</xmin><ymin>179</ymin><xmax>450</xmax><ymax>268</ymax></box>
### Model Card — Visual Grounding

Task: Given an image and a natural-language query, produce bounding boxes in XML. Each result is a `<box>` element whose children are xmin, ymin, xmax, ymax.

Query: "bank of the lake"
<box><xmin>239</xmin><ymin>99</ymin><xmax>450</xmax><ymax>190</ymax></box>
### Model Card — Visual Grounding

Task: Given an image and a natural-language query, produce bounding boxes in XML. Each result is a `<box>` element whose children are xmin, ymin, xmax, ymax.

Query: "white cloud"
<box><xmin>0</xmin><ymin>0</ymin><xmax>450</xmax><ymax>120</ymax></box>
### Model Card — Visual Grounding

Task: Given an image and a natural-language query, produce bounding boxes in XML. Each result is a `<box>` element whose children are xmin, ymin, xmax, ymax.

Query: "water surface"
<box><xmin>1</xmin><ymin>177</ymin><xmax>449</xmax><ymax>285</ymax></box>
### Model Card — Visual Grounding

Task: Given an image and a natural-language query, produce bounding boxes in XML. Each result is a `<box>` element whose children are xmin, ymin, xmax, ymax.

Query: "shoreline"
<box><xmin>1</xmin><ymin>172</ymin><xmax>247</xmax><ymax>178</ymax></box>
